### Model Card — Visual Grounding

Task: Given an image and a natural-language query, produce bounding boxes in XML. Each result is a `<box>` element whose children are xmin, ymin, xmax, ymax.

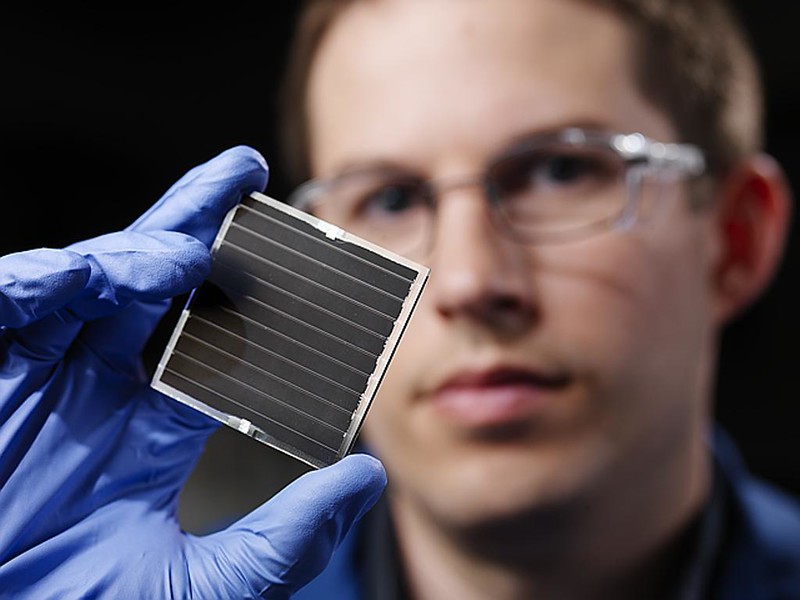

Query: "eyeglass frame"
<box><xmin>287</xmin><ymin>127</ymin><xmax>707</xmax><ymax>255</ymax></box>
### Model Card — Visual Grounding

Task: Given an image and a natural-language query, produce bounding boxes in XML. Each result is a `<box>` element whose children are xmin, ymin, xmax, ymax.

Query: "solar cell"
<box><xmin>152</xmin><ymin>192</ymin><xmax>429</xmax><ymax>468</ymax></box>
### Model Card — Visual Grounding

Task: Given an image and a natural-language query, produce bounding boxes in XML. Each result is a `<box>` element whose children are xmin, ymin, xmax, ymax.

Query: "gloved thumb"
<box><xmin>185</xmin><ymin>454</ymin><xmax>387</xmax><ymax>599</ymax></box>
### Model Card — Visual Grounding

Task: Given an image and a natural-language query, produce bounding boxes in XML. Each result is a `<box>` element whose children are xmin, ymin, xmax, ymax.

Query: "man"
<box><xmin>280</xmin><ymin>0</ymin><xmax>800</xmax><ymax>598</ymax></box>
<box><xmin>0</xmin><ymin>2</ymin><xmax>798</xmax><ymax>600</ymax></box>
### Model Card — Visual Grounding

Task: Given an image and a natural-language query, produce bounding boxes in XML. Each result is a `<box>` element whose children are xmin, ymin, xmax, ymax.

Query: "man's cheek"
<box><xmin>540</xmin><ymin>271</ymin><xmax>648</xmax><ymax>368</ymax></box>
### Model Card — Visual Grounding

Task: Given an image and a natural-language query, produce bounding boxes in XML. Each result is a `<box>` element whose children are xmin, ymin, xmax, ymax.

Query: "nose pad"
<box><xmin>613</xmin><ymin>167</ymin><xmax>645</xmax><ymax>232</ymax></box>
<box><xmin>619</xmin><ymin>167</ymin><xmax>679</xmax><ymax>232</ymax></box>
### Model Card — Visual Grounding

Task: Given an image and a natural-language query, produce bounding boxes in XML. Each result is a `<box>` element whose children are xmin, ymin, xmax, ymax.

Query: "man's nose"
<box><xmin>427</xmin><ymin>187</ymin><xmax>540</xmax><ymax>336</ymax></box>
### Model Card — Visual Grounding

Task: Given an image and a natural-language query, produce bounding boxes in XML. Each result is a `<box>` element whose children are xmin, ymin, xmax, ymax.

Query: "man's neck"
<box><xmin>388</xmin><ymin>439</ymin><xmax>711</xmax><ymax>600</ymax></box>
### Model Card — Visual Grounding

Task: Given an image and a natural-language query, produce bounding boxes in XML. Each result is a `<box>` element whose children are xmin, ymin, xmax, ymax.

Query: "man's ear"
<box><xmin>711</xmin><ymin>153</ymin><xmax>793</xmax><ymax>325</ymax></box>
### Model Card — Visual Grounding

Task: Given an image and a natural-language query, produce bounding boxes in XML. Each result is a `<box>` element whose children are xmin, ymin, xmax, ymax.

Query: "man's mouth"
<box><xmin>428</xmin><ymin>366</ymin><xmax>572</xmax><ymax>431</ymax></box>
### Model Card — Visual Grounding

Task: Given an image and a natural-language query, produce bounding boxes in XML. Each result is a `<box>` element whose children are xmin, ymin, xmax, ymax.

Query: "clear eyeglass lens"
<box><xmin>305</xmin><ymin>142</ymin><xmax>635</xmax><ymax>258</ymax></box>
<box><xmin>311</xmin><ymin>171</ymin><xmax>432</xmax><ymax>257</ymax></box>
<box><xmin>488</xmin><ymin>143</ymin><xmax>630</xmax><ymax>241</ymax></box>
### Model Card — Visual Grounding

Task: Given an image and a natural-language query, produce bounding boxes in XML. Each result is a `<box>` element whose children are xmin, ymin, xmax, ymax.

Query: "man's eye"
<box><xmin>540</xmin><ymin>155</ymin><xmax>596</xmax><ymax>183</ymax></box>
<box><xmin>494</xmin><ymin>150</ymin><xmax>619</xmax><ymax>196</ymax></box>
<box><xmin>358</xmin><ymin>182</ymin><xmax>424</xmax><ymax>216</ymax></box>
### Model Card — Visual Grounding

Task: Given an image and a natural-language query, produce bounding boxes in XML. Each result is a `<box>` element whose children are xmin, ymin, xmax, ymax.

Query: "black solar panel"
<box><xmin>152</xmin><ymin>192</ymin><xmax>428</xmax><ymax>468</ymax></box>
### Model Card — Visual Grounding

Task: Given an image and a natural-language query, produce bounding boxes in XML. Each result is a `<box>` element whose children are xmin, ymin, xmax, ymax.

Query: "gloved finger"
<box><xmin>128</xmin><ymin>145</ymin><xmax>269</xmax><ymax>247</ymax></box>
<box><xmin>76</xmin><ymin>298</ymin><xmax>172</xmax><ymax>377</ymax></box>
<box><xmin>65</xmin><ymin>230</ymin><xmax>210</xmax><ymax>321</ymax></box>
<box><xmin>4</xmin><ymin>231</ymin><xmax>210</xmax><ymax>365</ymax></box>
<box><xmin>78</xmin><ymin>146</ymin><xmax>267</xmax><ymax>375</ymax></box>
<box><xmin>65</xmin><ymin>230</ymin><xmax>210</xmax><ymax>373</ymax></box>
<box><xmin>187</xmin><ymin>454</ymin><xmax>387</xmax><ymax>599</ymax></box>
<box><xmin>0</xmin><ymin>248</ymin><xmax>91</xmax><ymax>328</ymax></box>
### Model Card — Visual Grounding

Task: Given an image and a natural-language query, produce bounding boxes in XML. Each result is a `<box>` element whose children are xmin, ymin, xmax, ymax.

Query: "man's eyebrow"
<box><xmin>498</xmin><ymin>119</ymin><xmax>614</xmax><ymax>152</ymax></box>
<box><xmin>329</xmin><ymin>121</ymin><xmax>617</xmax><ymax>177</ymax></box>
<box><xmin>329</xmin><ymin>159</ymin><xmax>421</xmax><ymax>179</ymax></box>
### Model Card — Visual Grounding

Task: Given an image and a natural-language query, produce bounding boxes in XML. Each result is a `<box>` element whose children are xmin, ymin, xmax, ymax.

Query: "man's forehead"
<box><xmin>307</xmin><ymin>0</ymin><xmax>675</xmax><ymax>174</ymax></box>
<box><xmin>317</xmin><ymin>0</ymin><xmax>630</xmax><ymax>63</ymax></box>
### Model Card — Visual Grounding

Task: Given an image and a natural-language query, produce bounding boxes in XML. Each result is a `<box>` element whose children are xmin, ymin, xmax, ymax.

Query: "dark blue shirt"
<box><xmin>295</xmin><ymin>430</ymin><xmax>800</xmax><ymax>599</ymax></box>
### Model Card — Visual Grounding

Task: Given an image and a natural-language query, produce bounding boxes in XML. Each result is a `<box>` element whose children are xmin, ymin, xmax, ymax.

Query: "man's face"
<box><xmin>306</xmin><ymin>0</ymin><xmax>721</xmax><ymax>528</ymax></box>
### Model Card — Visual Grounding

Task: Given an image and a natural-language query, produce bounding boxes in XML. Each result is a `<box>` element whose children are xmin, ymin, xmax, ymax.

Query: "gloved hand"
<box><xmin>0</xmin><ymin>146</ymin><xmax>386</xmax><ymax>599</ymax></box>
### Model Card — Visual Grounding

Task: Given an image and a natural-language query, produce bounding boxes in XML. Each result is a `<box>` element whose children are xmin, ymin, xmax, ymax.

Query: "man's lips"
<box><xmin>427</xmin><ymin>367</ymin><xmax>572</xmax><ymax>429</ymax></box>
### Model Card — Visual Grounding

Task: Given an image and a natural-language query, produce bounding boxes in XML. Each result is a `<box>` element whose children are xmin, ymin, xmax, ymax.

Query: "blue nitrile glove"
<box><xmin>0</xmin><ymin>146</ymin><xmax>387</xmax><ymax>599</ymax></box>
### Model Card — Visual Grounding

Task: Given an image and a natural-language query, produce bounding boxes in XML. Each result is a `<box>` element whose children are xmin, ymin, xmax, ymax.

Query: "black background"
<box><xmin>3</xmin><ymin>3</ymin><xmax>800</xmax><ymax>507</ymax></box>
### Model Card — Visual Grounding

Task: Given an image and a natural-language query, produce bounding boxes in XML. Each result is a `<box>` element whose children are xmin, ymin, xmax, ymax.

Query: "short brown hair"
<box><xmin>279</xmin><ymin>0</ymin><xmax>762</xmax><ymax>185</ymax></box>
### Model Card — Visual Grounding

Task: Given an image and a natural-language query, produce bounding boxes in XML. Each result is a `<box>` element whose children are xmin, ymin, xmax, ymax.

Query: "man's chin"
<box><xmin>420</xmin><ymin>454</ymin><xmax>597</xmax><ymax>526</ymax></box>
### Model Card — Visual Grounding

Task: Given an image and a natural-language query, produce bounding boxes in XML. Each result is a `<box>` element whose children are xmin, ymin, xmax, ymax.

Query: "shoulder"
<box><xmin>713</xmin><ymin>430</ymin><xmax>800</xmax><ymax>599</ymax></box>
<box><xmin>737</xmin><ymin>474</ymin><xmax>800</xmax><ymax>552</ymax></box>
